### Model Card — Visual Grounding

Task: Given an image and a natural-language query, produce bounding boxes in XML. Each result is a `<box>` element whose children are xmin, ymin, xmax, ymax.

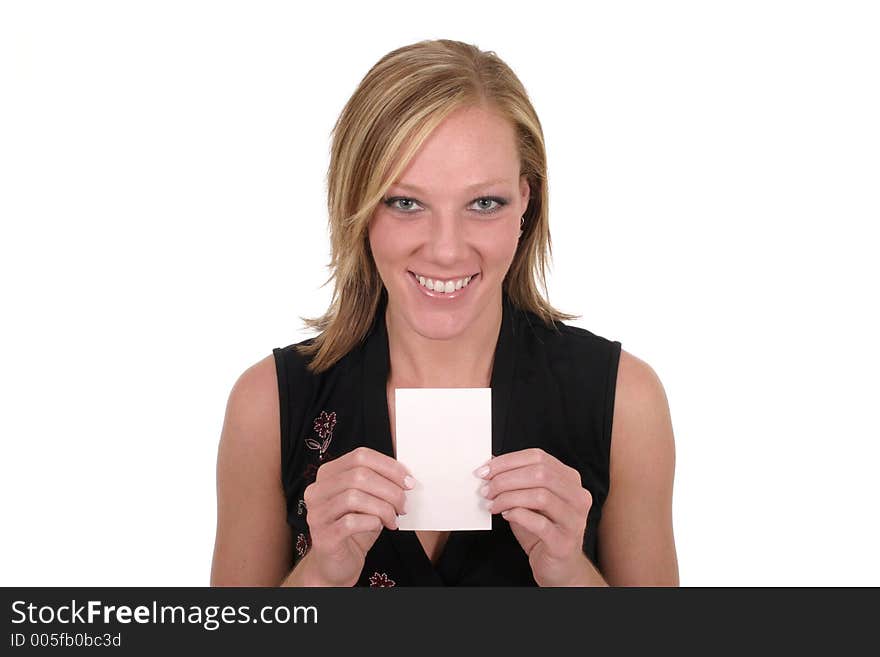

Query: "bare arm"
<box><xmin>210</xmin><ymin>354</ymin><xmax>295</xmax><ymax>586</ymax></box>
<box><xmin>596</xmin><ymin>349</ymin><xmax>680</xmax><ymax>586</ymax></box>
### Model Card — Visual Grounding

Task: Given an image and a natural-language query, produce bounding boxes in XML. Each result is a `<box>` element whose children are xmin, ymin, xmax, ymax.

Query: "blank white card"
<box><xmin>394</xmin><ymin>388</ymin><xmax>493</xmax><ymax>531</ymax></box>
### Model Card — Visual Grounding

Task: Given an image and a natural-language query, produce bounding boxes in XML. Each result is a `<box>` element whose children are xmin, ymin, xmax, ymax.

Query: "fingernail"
<box><xmin>404</xmin><ymin>475</ymin><xmax>416</xmax><ymax>489</ymax></box>
<box><xmin>475</xmin><ymin>465</ymin><xmax>490</xmax><ymax>478</ymax></box>
<box><xmin>479</xmin><ymin>484</ymin><xmax>490</xmax><ymax>497</ymax></box>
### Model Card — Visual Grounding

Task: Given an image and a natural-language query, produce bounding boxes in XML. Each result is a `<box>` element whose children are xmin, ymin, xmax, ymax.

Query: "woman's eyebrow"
<box><xmin>392</xmin><ymin>178</ymin><xmax>509</xmax><ymax>194</ymax></box>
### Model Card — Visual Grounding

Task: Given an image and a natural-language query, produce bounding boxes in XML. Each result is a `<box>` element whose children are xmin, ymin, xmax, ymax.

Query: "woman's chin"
<box><xmin>405</xmin><ymin>312</ymin><xmax>471</xmax><ymax>342</ymax></box>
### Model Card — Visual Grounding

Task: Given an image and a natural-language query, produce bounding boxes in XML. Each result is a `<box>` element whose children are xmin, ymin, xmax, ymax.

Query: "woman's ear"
<box><xmin>519</xmin><ymin>174</ymin><xmax>531</xmax><ymax>213</ymax></box>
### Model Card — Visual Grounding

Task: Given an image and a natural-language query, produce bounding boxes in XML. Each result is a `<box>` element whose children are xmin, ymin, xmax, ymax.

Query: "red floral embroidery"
<box><xmin>369</xmin><ymin>572</ymin><xmax>395</xmax><ymax>587</ymax></box>
<box><xmin>313</xmin><ymin>410</ymin><xmax>336</xmax><ymax>439</ymax></box>
<box><xmin>295</xmin><ymin>533</ymin><xmax>310</xmax><ymax>558</ymax></box>
<box><xmin>306</xmin><ymin>411</ymin><xmax>336</xmax><ymax>460</ymax></box>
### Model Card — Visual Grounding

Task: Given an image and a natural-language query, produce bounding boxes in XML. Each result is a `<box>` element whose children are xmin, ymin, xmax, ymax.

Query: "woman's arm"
<box><xmin>596</xmin><ymin>349</ymin><xmax>680</xmax><ymax>586</ymax></box>
<box><xmin>210</xmin><ymin>355</ymin><xmax>294</xmax><ymax>586</ymax></box>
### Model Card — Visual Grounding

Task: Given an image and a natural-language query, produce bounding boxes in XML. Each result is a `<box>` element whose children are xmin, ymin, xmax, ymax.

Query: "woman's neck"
<box><xmin>384</xmin><ymin>296</ymin><xmax>502</xmax><ymax>388</ymax></box>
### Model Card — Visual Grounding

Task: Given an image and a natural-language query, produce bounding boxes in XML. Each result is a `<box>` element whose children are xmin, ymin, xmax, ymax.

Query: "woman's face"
<box><xmin>368</xmin><ymin>105</ymin><xmax>530</xmax><ymax>341</ymax></box>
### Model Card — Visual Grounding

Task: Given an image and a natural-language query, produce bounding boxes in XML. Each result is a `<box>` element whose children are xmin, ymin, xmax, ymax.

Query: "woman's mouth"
<box><xmin>407</xmin><ymin>270</ymin><xmax>480</xmax><ymax>300</ymax></box>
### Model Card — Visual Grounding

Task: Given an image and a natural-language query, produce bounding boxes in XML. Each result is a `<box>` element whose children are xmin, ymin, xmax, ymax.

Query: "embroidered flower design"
<box><xmin>369</xmin><ymin>572</ymin><xmax>396</xmax><ymax>587</ymax></box>
<box><xmin>297</xmin><ymin>499</ymin><xmax>307</xmax><ymax>516</ymax></box>
<box><xmin>313</xmin><ymin>410</ymin><xmax>336</xmax><ymax>439</ymax></box>
<box><xmin>295</xmin><ymin>533</ymin><xmax>310</xmax><ymax>558</ymax></box>
<box><xmin>306</xmin><ymin>411</ymin><xmax>336</xmax><ymax>460</ymax></box>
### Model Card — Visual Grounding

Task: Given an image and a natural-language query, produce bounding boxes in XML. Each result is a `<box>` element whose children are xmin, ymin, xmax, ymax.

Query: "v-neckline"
<box><xmin>361</xmin><ymin>289</ymin><xmax>520</xmax><ymax>585</ymax></box>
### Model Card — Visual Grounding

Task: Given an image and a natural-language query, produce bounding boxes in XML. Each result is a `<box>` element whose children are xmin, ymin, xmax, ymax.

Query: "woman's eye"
<box><xmin>382</xmin><ymin>196</ymin><xmax>508</xmax><ymax>215</ymax></box>
<box><xmin>383</xmin><ymin>197</ymin><xmax>422</xmax><ymax>213</ymax></box>
<box><xmin>471</xmin><ymin>197</ymin><xmax>507</xmax><ymax>214</ymax></box>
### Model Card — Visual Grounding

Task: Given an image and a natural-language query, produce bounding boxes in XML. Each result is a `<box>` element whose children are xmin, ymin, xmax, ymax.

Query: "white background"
<box><xmin>1</xmin><ymin>1</ymin><xmax>877</xmax><ymax>586</ymax></box>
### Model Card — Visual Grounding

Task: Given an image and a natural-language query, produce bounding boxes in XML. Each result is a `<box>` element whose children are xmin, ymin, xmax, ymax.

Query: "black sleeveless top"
<box><xmin>272</xmin><ymin>290</ymin><xmax>621</xmax><ymax>586</ymax></box>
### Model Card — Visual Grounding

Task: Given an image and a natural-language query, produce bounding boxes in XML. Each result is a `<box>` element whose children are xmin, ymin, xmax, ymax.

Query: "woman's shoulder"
<box><xmin>531</xmin><ymin>314</ymin><xmax>666</xmax><ymax>408</ymax></box>
<box><xmin>272</xmin><ymin>335</ymin><xmax>361</xmax><ymax>383</ymax></box>
<box><xmin>224</xmin><ymin>353</ymin><xmax>282</xmax><ymax>446</ymax></box>
<box><xmin>555</xmin><ymin>320</ymin><xmax>620</xmax><ymax>349</ymax></box>
<box><xmin>220</xmin><ymin>337</ymin><xmax>320</xmax><ymax>458</ymax></box>
<box><xmin>218</xmin><ymin>342</ymin><xmax>316</xmax><ymax>479</ymax></box>
<box><xmin>516</xmin><ymin>309</ymin><xmax>666</xmax><ymax>420</ymax></box>
<box><xmin>273</xmin><ymin>336</ymin><xmax>318</xmax><ymax>367</ymax></box>
<box><xmin>517</xmin><ymin>307</ymin><xmax>621</xmax><ymax>358</ymax></box>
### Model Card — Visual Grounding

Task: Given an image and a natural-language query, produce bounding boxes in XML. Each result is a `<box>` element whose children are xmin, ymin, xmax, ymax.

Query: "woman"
<box><xmin>210</xmin><ymin>39</ymin><xmax>679</xmax><ymax>587</ymax></box>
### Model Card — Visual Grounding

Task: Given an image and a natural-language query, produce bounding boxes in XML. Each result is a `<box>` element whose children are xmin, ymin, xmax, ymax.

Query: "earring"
<box><xmin>519</xmin><ymin>215</ymin><xmax>525</xmax><ymax>238</ymax></box>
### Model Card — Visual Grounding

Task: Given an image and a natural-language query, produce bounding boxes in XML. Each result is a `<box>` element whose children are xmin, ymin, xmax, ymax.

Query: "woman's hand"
<box><xmin>299</xmin><ymin>447</ymin><xmax>413</xmax><ymax>586</ymax></box>
<box><xmin>478</xmin><ymin>448</ymin><xmax>594</xmax><ymax>586</ymax></box>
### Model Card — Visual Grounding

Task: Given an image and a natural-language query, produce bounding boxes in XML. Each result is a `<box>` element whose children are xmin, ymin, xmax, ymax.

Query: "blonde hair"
<box><xmin>296</xmin><ymin>38</ymin><xmax>578</xmax><ymax>373</ymax></box>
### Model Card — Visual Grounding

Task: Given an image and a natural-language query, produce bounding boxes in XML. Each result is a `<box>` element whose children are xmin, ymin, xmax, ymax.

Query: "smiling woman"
<box><xmin>210</xmin><ymin>38</ymin><xmax>679</xmax><ymax>587</ymax></box>
<box><xmin>368</xmin><ymin>103</ymin><xmax>529</xmax><ymax>341</ymax></box>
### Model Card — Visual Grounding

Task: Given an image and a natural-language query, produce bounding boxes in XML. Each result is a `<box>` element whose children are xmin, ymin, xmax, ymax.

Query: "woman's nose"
<box><xmin>425</xmin><ymin>212</ymin><xmax>468</xmax><ymax>261</ymax></box>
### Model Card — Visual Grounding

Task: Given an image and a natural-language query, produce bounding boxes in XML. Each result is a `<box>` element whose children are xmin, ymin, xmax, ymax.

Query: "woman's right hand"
<box><xmin>298</xmin><ymin>446</ymin><xmax>413</xmax><ymax>586</ymax></box>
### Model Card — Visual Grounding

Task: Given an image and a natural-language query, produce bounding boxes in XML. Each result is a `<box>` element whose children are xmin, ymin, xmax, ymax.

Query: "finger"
<box><xmin>308</xmin><ymin>465</ymin><xmax>408</xmax><ymax>516</ymax></box>
<box><xmin>488</xmin><ymin>487</ymin><xmax>577</xmax><ymax>531</ymax></box>
<box><xmin>323</xmin><ymin>512</ymin><xmax>384</xmax><ymax>546</ymax></box>
<box><xmin>481</xmin><ymin>462</ymin><xmax>584</xmax><ymax>508</ymax></box>
<box><xmin>502</xmin><ymin>507</ymin><xmax>566</xmax><ymax>551</ymax></box>
<box><xmin>311</xmin><ymin>446</ymin><xmax>414</xmax><ymax>501</ymax></box>
<box><xmin>317</xmin><ymin>446</ymin><xmax>414</xmax><ymax>490</ymax></box>
<box><xmin>476</xmin><ymin>448</ymin><xmax>553</xmax><ymax>478</ymax></box>
<box><xmin>478</xmin><ymin>449</ymin><xmax>581</xmax><ymax>496</ymax></box>
<box><xmin>316</xmin><ymin>488</ymin><xmax>400</xmax><ymax>531</ymax></box>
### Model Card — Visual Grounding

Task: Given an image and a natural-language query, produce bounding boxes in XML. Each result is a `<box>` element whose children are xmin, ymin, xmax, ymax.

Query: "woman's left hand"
<box><xmin>478</xmin><ymin>448</ymin><xmax>594</xmax><ymax>586</ymax></box>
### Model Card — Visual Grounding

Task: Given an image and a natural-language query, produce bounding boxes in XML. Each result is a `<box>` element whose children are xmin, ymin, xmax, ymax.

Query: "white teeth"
<box><xmin>412</xmin><ymin>272</ymin><xmax>476</xmax><ymax>293</ymax></box>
